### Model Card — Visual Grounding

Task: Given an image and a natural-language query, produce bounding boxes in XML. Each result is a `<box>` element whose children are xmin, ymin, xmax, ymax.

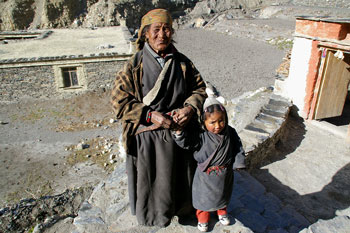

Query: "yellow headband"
<box><xmin>141</xmin><ymin>8</ymin><xmax>172</xmax><ymax>28</ymax></box>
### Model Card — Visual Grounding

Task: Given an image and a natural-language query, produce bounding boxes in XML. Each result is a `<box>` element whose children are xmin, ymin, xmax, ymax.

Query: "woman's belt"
<box><xmin>135</xmin><ymin>124</ymin><xmax>161</xmax><ymax>135</ymax></box>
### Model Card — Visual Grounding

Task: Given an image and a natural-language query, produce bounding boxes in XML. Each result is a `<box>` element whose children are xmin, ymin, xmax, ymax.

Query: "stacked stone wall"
<box><xmin>84</xmin><ymin>61</ymin><xmax>124</xmax><ymax>91</ymax></box>
<box><xmin>0</xmin><ymin>65</ymin><xmax>55</xmax><ymax>101</ymax></box>
<box><xmin>0</xmin><ymin>60</ymin><xmax>126</xmax><ymax>102</ymax></box>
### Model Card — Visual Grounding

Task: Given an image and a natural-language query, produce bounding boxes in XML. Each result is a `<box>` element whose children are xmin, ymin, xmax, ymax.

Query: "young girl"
<box><xmin>173</xmin><ymin>97</ymin><xmax>246</xmax><ymax>232</ymax></box>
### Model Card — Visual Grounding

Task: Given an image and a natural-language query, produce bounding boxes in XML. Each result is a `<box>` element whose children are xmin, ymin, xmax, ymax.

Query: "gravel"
<box><xmin>175</xmin><ymin>28</ymin><xmax>286</xmax><ymax>100</ymax></box>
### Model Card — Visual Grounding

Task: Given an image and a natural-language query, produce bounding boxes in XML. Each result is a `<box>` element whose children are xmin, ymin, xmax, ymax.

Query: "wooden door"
<box><xmin>314</xmin><ymin>50</ymin><xmax>350</xmax><ymax>119</ymax></box>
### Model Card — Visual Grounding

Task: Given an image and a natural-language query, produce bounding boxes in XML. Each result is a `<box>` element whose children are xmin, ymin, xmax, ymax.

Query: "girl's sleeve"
<box><xmin>231</xmin><ymin>128</ymin><xmax>246</xmax><ymax>169</ymax></box>
<box><xmin>233</xmin><ymin>144</ymin><xmax>246</xmax><ymax>169</ymax></box>
<box><xmin>172</xmin><ymin>129</ymin><xmax>201</xmax><ymax>151</ymax></box>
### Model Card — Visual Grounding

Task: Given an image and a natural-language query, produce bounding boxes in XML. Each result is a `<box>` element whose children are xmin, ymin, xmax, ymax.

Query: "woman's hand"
<box><xmin>150</xmin><ymin>111</ymin><xmax>173</xmax><ymax>129</ymax></box>
<box><xmin>172</xmin><ymin>106</ymin><xmax>194</xmax><ymax>127</ymax></box>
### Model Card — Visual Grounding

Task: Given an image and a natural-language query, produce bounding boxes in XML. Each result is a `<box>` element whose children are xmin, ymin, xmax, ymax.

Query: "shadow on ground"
<box><xmin>251</xmin><ymin>112</ymin><xmax>350</xmax><ymax>224</ymax></box>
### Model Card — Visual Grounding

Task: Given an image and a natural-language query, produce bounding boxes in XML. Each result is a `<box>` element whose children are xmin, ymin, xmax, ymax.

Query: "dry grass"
<box><xmin>66</xmin><ymin>136</ymin><xmax>120</xmax><ymax>173</ymax></box>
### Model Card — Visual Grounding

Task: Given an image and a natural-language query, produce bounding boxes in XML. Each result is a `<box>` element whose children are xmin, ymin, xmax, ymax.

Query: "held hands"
<box><xmin>172</xmin><ymin>106</ymin><xmax>194</xmax><ymax>127</ymax></box>
<box><xmin>150</xmin><ymin>106</ymin><xmax>194</xmax><ymax>130</ymax></box>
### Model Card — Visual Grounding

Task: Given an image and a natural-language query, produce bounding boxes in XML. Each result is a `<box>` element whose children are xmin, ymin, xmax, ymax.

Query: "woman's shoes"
<box><xmin>197</xmin><ymin>222</ymin><xmax>208</xmax><ymax>232</ymax></box>
<box><xmin>218</xmin><ymin>215</ymin><xmax>230</xmax><ymax>225</ymax></box>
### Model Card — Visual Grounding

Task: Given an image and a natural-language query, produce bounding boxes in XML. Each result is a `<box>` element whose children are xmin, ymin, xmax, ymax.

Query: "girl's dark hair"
<box><xmin>202</xmin><ymin>104</ymin><xmax>228</xmax><ymax>126</ymax></box>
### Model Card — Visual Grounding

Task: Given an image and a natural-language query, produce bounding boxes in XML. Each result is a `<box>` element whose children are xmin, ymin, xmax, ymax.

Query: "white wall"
<box><xmin>286</xmin><ymin>37</ymin><xmax>313</xmax><ymax>117</ymax></box>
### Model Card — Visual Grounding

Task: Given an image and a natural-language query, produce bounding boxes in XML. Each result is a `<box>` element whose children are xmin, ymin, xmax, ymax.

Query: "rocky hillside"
<box><xmin>0</xmin><ymin>0</ymin><xmax>349</xmax><ymax>31</ymax></box>
<box><xmin>0</xmin><ymin>0</ymin><xmax>192</xmax><ymax>30</ymax></box>
<box><xmin>0</xmin><ymin>0</ymin><xmax>196</xmax><ymax>31</ymax></box>
<box><xmin>0</xmin><ymin>0</ymin><xmax>341</xmax><ymax>31</ymax></box>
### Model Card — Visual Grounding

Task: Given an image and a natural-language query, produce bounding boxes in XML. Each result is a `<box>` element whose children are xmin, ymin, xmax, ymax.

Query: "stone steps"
<box><xmin>238</xmin><ymin>94</ymin><xmax>292</xmax><ymax>169</ymax></box>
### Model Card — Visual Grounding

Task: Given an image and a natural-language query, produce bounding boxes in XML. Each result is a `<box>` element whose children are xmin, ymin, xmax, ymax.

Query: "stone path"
<box><xmin>72</xmin><ymin>165</ymin><xmax>310</xmax><ymax>233</ymax></box>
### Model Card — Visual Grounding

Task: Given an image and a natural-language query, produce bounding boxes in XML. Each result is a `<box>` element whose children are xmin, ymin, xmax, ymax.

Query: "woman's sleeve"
<box><xmin>110</xmin><ymin>59</ymin><xmax>149</xmax><ymax>125</ymax></box>
<box><xmin>183</xmin><ymin>59</ymin><xmax>208</xmax><ymax>118</ymax></box>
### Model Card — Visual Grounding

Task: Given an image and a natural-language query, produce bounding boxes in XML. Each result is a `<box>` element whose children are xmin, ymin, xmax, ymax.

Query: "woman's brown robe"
<box><xmin>111</xmin><ymin>44</ymin><xmax>207</xmax><ymax>226</ymax></box>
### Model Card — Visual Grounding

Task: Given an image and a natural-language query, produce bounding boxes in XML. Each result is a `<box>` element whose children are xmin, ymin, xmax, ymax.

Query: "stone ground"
<box><xmin>252</xmin><ymin>110</ymin><xmax>350</xmax><ymax>222</ymax></box>
<box><xmin>1</xmin><ymin>4</ymin><xmax>350</xmax><ymax>233</ymax></box>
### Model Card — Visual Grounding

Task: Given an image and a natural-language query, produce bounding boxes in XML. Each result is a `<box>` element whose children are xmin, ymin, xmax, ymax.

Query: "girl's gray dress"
<box><xmin>174</xmin><ymin>126</ymin><xmax>245</xmax><ymax>211</ymax></box>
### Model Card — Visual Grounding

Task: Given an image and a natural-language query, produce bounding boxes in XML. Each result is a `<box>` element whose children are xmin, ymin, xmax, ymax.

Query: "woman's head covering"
<box><xmin>136</xmin><ymin>9</ymin><xmax>173</xmax><ymax>51</ymax></box>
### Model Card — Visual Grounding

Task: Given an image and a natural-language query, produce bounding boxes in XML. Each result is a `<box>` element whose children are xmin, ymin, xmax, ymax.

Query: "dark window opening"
<box><xmin>320</xmin><ymin>53</ymin><xmax>350</xmax><ymax>133</ymax></box>
<box><xmin>62</xmin><ymin>67</ymin><xmax>79</xmax><ymax>87</ymax></box>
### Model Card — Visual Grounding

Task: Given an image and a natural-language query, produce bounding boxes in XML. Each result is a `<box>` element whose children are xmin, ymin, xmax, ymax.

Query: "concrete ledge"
<box><xmin>310</xmin><ymin>120</ymin><xmax>349</xmax><ymax>140</ymax></box>
<box><xmin>0</xmin><ymin>53</ymin><xmax>132</xmax><ymax>68</ymax></box>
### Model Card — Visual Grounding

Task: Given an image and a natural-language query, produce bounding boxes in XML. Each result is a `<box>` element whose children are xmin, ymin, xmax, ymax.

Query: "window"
<box><xmin>62</xmin><ymin>67</ymin><xmax>79</xmax><ymax>87</ymax></box>
<box><xmin>54</xmin><ymin>64</ymin><xmax>86</xmax><ymax>90</ymax></box>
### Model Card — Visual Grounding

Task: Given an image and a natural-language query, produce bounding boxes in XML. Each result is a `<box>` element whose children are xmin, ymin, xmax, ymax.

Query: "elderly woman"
<box><xmin>111</xmin><ymin>9</ymin><xmax>207</xmax><ymax>226</ymax></box>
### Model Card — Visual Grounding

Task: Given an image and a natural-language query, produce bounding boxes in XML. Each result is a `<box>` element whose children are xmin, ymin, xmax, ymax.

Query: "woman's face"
<box><xmin>204</xmin><ymin>111</ymin><xmax>226</xmax><ymax>134</ymax></box>
<box><xmin>145</xmin><ymin>22</ymin><xmax>173</xmax><ymax>54</ymax></box>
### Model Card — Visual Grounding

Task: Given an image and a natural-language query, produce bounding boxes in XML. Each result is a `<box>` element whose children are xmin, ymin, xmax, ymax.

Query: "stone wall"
<box><xmin>1</xmin><ymin>65</ymin><xmax>55</xmax><ymax>101</ymax></box>
<box><xmin>0</xmin><ymin>59</ymin><xmax>127</xmax><ymax>102</ymax></box>
<box><xmin>84</xmin><ymin>61</ymin><xmax>123</xmax><ymax>91</ymax></box>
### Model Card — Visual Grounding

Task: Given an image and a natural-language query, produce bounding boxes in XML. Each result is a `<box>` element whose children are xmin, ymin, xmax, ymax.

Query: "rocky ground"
<box><xmin>1</xmin><ymin>2</ymin><xmax>350</xmax><ymax>233</ymax></box>
<box><xmin>0</xmin><ymin>91</ymin><xmax>122</xmax><ymax>206</ymax></box>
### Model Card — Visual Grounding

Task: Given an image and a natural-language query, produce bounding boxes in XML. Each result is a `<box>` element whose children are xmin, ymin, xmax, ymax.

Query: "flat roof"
<box><xmin>0</xmin><ymin>26</ymin><xmax>132</xmax><ymax>60</ymax></box>
<box><xmin>296</xmin><ymin>16</ymin><xmax>350</xmax><ymax>24</ymax></box>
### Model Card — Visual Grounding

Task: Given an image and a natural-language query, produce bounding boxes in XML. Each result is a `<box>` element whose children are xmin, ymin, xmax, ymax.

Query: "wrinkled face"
<box><xmin>145</xmin><ymin>22</ymin><xmax>173</xmax><ymax>54</ymax></box>
<box><xmin>204</xmin><ymin>111</ymin><xmax>226</xmax><ymax>134</ymax></box>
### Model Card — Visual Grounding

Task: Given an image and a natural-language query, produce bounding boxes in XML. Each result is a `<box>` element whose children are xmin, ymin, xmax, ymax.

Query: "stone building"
<box><xmin>0</xmin><ymin>26</ymin><xmax>132</xmax><ymax>101</ymax></box>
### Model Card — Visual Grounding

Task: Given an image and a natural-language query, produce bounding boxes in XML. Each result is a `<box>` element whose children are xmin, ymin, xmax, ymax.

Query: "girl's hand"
<box><xmin>175</xmin><ymin>129</ymin><xmax>183</xmax><ymax>135</ymax></box>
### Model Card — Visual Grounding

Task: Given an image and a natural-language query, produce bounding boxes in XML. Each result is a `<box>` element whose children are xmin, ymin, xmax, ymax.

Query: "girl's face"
<box><xmin>204</xmin><ymin>111</ymin><xmax>226</xmax><ymax>134</ymax></box>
